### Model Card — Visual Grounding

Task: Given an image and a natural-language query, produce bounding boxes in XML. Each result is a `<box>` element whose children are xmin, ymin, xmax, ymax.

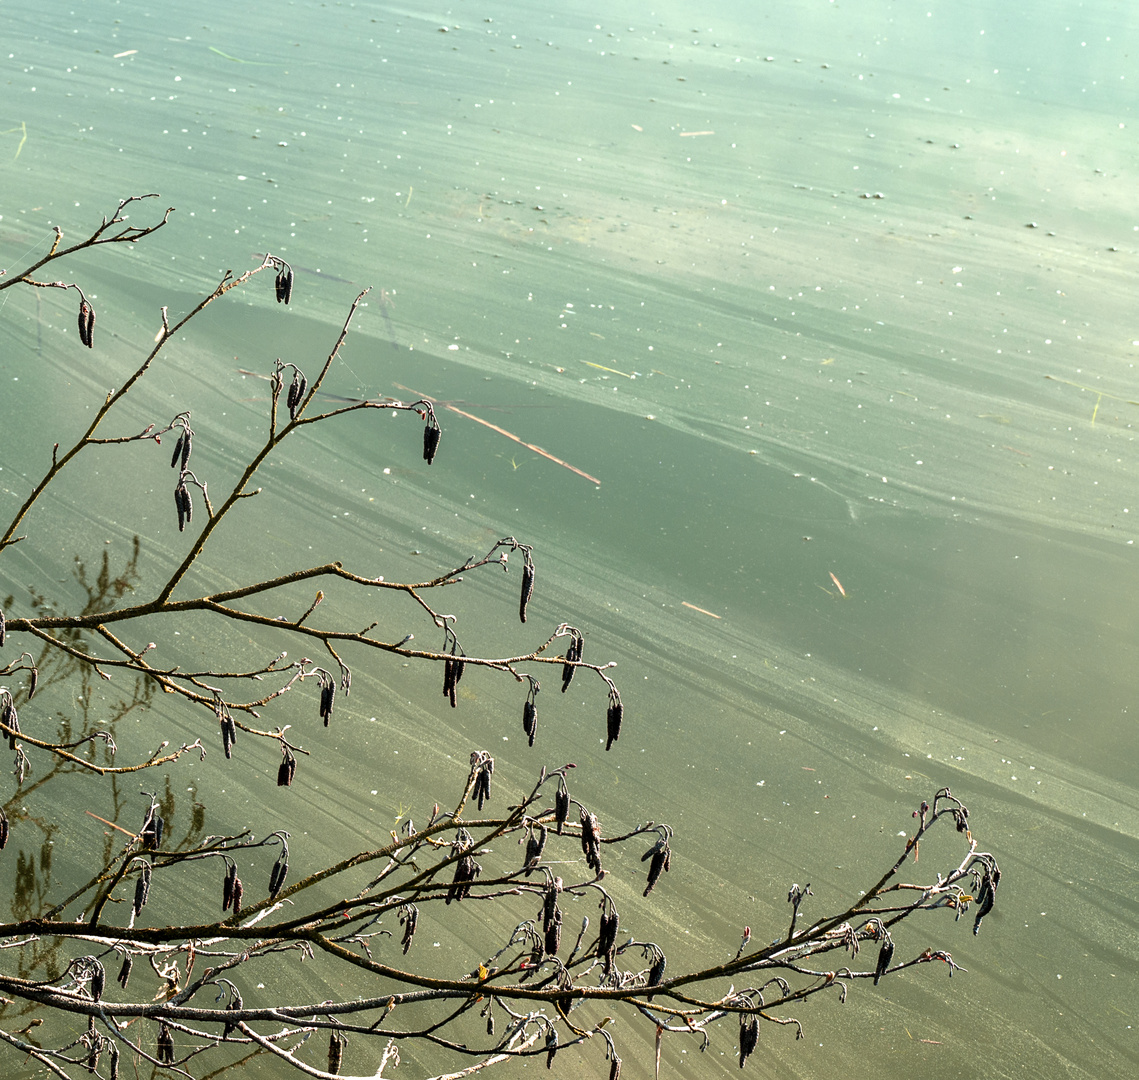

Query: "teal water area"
<box><xmin>1</xmin><ymin>2</ymin><xmax>1137</xmax><ymax>1077</ymax></box>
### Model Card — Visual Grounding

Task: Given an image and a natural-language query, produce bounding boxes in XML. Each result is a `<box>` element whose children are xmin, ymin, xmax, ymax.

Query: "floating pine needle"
<box><xmin>829</xmin><ymin>572</ymin><xmax>847</xmax><ymax>597</ymax></box>
<box><xmin>679</xmin><ymin>131</ymin><xmax>715</xmax><ymax>137</ymax></box>
<box><xmin>84</xmin><ymin>810</ymin><xmax>135</xmax><ymax>837</ymax></box>
<box><xmin>113</xmin><ymin>49</ymin><xmax>138</xmax><ymax>58</ymax></box>
<box><xmin>208</xmin><ymin>46</ymin><xmax>275</xmax><ymax>65</ymax></box>
<box><xmin>1044</xmin><ymin>374</ymin><xmax>1139</xmax><ymax>425</ymax></box>
<box><xmin>581</xmin><ymin>361</ymin><xmax>633</xmax><ymax>379</ymax></box>
<box><xmin>3</xmin><ymin>120</ymin><xmax>28</xmax><ymax>161</ymax></box>
<box><xmin>443</xmin><ymin>404</ymin><xmax>600</xmax><ymax>485</ymax></box>
<box><xmin>681</xmin><ymin>601</ymin><xmax>721</xmax><ymax>619</ymax></box>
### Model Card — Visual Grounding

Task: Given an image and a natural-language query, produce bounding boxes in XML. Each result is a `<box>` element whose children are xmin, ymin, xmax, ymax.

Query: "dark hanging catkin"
<box><xmin>156</xmin><ymin>1023</ymin><xmax>174</xmax><ymax>1064</ymax></box>
<box><xmin>519</xmin><ymin>562</ymin><xmax>534</xmax><ymax>623</ymax></box>
<box><xmin>554</xmin><ymin>785</ymin><xmax>570</xmax><ymax>834</ymax></box>
<box><xmin>873</xmin><ymin>939</ymin><xmax>894</xmax><ymax>985</ymax></box>
<box><xmin>643</xmin><ymin>846</ymin><xmax>668</xmax><ymax>897</ymax></box>
<box><xmin>269</xmin><ymin>854</ymin><xmax>288</xmax><ymax>898</ymax></box>
<box><xmin>605</xmin><ymin>698</ymin><xmax>623</xmax><ymax>751</ymax></box>
<box><xmin>522</xmin><ymin>698</ymin><xmax>537</xmax><ymax>746</ymax></box>
<box><xmin>423</xmin><ymin>422</ymin><xmax>441</xmax><ymax>465</ymax></box>
<box><xmin>328</xmin><ymin>1031</ymin><xmax>345</xmax><ymax>1075</ymax></box>
<box><xmin>90</xmin><ymin>962</ymin><xmax>106</xmax><ymax>1002</ymax></box>
<box><xmin>738</xmin><ymin>1014</ymin><xmax>759</xmax><ymax>1069</ymax></box>
<box><xmin>222</xmin><ymin>863</ymin><xmax>237</xmax><ymax>911</ymax></box>
<box><xmin>133</xmin><ymin>864</ymin><xmax>151</xmax><ymax>915</ymax></box>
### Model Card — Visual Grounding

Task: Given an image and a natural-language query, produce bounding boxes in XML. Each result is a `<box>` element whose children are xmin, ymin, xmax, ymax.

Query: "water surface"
<box><xmin>2</xmin><ymin>2</ymin><xmax>1137</xmax><ymax>1078</ymax></box>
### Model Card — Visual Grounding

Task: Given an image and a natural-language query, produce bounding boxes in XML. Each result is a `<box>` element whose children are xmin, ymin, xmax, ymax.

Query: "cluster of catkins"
<box><xmin>399</xmin><ymin>903</ymin><xmax>418</xmax><ymax>954</ymax></box>
<box><xmin>597</xmin><ymin>901</ymin><xmax>620</xmax><ymax>974</ymax></box>
<box><xmin>214</xmin><ymin>701</ymin><xmax>238</xmax><ymax>759</ymax></box>
<box><xmin>168</xmin><ymin>418</ymin><xmax>196</xmax><ymax>532</ymax></box>
<box><xmin>972</xmin><ymin>856</ymin><xmax>1000</xmax><ymax>936</ymax></box>
<box><xmin>273</xmin><ymin>262</ymin><xmax>294</xmax><ymax>305</ymax></box>
<box><xmin>0</xmin><ymin>690</ymin><xmax>21</xmax><ymax>752</ymax></box>
<box><xmin>277</xmin><ymin>744</ymin><xmax>297</xmax><ymax>787</ymax></box>
<box><xmin>641</xmin><ymin>836</ymin><xmax>671</xmax><ymax>897</ymax></box>
<box><xmin>471</xmin><ymin>753</ymin><xmax>494</xmax><ymax>810</ymax></box>
<box><xmin>739</xmin><ymin>1013</ymin><xmax>759</xmax><ymax>1068</ymax></box>
<box><xmin>268</xmin><ymin>845</ymin><xmax>289</xmax><ymax>899</ymax></box>
<box><xmin>560</xmin><ymin>629</ymin><xmax>583</xmax><ymax>693</ymax></box>
<box><xmin>327</xmin><ymin>1030</ymin><xmax>346</xmax><ymax>1076</ymax></box>
<box><xmin>442</xmin><ymin>647</ymin><xmax>464</xmax><ymax>709</ymax></box>
<box><xmin>318</xmin><ymin>673</ymin><xmax>336</xmax><ymax>726</ymax></box>
<box><xmin>445</xmin><ymin>827</ymin><xmax>481</xmax><ymax>904</ymax></box>
<box><xmin>285</xmin><ymin>368</ymin><xmax>307</xmax><ymax>422</ymax></box>
<box><xmin>221</xmin><ymin>861</ymin><xmax>244</xmax><ymax>917</ymax></box>
<box><xmin>541</xmin><ymin>877</ymin><xmax>563</xmax><ymax>956</ymax></box>
<box><xmin>580</xmin><ymin>808</ymin><xmax>602</xmax><ymax>874</ymax></box>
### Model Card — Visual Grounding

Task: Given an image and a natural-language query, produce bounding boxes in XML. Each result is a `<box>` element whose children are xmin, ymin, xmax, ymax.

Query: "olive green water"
<box><xmin>1</xmin><ymin>1</ymin><xmax>1137</xmax><ymax>1077</ymax></box>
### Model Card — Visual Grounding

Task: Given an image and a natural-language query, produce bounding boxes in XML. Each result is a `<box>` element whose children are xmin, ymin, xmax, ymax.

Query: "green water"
<box><xmin>2</xmin><ymin>1</ymin><xmax>1137</xmax><ymax>1077</ymax></box>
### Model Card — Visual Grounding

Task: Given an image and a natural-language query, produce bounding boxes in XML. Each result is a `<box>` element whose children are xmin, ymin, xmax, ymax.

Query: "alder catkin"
<box><xmin>605</xmin><ymin>699</ymin><xmax>623</xmax><ymax>751</ymax></box>
<box><xmin>157</xmin><ymin>1023</ymin><xmax>174</xmax><ymax>1065</ymax></box>
<box><xmin>222</xmin><ymin>864</ymin><xmax>236</xmax><ymax>911</ymax></box>
<box><xmin>873</xmin><ymin>939</ymin><xmax>895</xmax><ymax>985</ymax></box>
<box><xmin>132</xmin><ymin>864</ymin><xmax>151</xmax><ymax>915</ymax></box>
<box><xmin>739</xmin><ymin>1014</ymin><xmax>759</xmax><ymax>1068</ymax></box>
<box><xmin>519</xmin><ymin>562</ymin><xmax>534</xmax><ymax>623</ymax></box>
<box><xmin>554</xmin><ymin>786</ymin><xmax>570</xmax><ymax>834</ymax></box>
<box><xmin>522</xmin><ymin>699</ymin><xmax>536</xmax><ymax>746</ymax></box>
<box><xmin>328</xmin><ymin>1031</ymin><xmax>344</xmax><ymax>1075</ymax></box>
<box><xmin>423</xmin><ymin>422</ymin><xmax>441</xmax><ymax>465</ymax></box>
<box><xmin>90</xmin><ymin>963</ymin><xmax>105</xmax><ymax>1002</ymax></box>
